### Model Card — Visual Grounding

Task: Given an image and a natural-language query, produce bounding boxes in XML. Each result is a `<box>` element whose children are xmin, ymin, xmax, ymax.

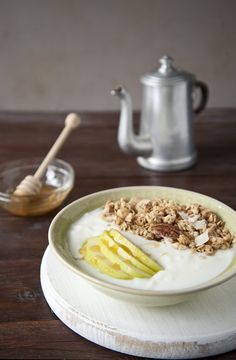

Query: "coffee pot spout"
<box><xmin>111</xmin><ymin>86</ymin><xmax>153</xmax><ymax>156</ymax></box>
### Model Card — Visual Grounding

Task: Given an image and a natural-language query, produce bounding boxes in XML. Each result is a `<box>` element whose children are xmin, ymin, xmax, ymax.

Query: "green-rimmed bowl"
<box><xmin>48</xmin><ymin>186</ymin><xmax>236</xmax><ymax>307</ymax></box>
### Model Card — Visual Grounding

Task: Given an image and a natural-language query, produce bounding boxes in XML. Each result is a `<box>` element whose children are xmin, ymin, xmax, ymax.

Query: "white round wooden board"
<box><xmin>40</xmin><ymin>246</ymin><xmax>236</xmax><ymax>359</ymax></box>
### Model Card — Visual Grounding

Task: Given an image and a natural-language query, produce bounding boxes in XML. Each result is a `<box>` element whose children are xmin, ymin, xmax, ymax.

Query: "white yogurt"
<box><xmin>68</xmin><ymin>208</ymin><xmax>235</xmax><ymax>291</ymax></box>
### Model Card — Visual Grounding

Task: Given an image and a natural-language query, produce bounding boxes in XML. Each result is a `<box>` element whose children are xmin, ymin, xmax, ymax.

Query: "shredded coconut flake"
<box><xmin>178</xmin><ymin>211</ymin><xmax>189</xmax><ymax>220</ymax></box>
<box><xmin>178</xmin><ymin>211</ymin><xmax>205</xmax><ymax>230</ymax></box>
<box><xmin>195</xmin><ymin>230</ymin><xmax>209</xmax><ymax>246</ymax></box>
<box><xmin>193</xmin><ymin>219</ymin><xmax>206</xmax><ymax>230</ymax></box>
<box><xmin>178</xmin><ymin>211</ymin><xmax>199</xmax><ymax>223</ymax></box>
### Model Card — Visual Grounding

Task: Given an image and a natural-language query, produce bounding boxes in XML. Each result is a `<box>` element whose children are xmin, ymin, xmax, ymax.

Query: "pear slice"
<box><xmin>101</xmin><ymin>231</ymin><xmax>155</xmax><ymax>276</ymax></box>
<box><xmin>99</xmin><ymin>237</ymin><xmax>151</xmax><ymax>278</ymax></box>
<box><xmin>109</xmin><ymin>229</ymin><xmax>162</xmax><ymax>273</ymax></box>
<box><xmin>81</xmin><ymin>237</ymin><xmax>131</xmax><ymax>279</ymax></box>
<box><xmin>80</xmin><ymin>236</ymin><xmax>98</xmax><ymax>256</ymax></box>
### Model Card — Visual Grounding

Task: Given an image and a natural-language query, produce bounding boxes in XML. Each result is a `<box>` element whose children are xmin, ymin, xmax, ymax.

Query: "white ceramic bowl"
<box><xmin>48</xmin><ymin>186</ymin><xmax>236</xmax><ymax>307</ymax></box>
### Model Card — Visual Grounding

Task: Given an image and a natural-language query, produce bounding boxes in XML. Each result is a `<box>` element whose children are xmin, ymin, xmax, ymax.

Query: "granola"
<box><xmin>102</xmin><ymin>198</ymin><xmax>235</xmax><ymax>255</ymax></box>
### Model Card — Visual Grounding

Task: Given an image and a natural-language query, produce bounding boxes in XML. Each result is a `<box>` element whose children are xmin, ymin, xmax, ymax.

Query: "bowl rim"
<box><xmin>48</xmin><ymin>185</ymin><xmax>236</xmax><ymax>297</ymax></box>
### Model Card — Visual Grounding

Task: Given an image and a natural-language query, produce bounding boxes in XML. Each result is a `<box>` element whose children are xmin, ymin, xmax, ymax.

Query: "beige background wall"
<box><xmin>0</xmin><ymin>0</ymin><xmax>235</xmax><ymax>111</ymax></box>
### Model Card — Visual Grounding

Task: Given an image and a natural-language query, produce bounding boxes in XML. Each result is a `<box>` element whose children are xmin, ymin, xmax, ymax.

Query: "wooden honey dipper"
<box><xmin>14</xmin><ymin>113</ymin><xmax>81</xmax><ymax>196</ymax></box>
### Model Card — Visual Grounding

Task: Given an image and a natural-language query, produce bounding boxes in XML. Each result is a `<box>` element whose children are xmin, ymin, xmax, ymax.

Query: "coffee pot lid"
<box><xmin>141</xmin><ymin>55</ymin><xmax>195</xmax><ymax>86</ymax></box>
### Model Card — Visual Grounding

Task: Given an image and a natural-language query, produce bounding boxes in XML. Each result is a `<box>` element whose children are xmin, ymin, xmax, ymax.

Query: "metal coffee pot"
<box><xmin>111</xmin><ymin>55</ymin><xmax>208</xmax><ymax>171</ymax></box>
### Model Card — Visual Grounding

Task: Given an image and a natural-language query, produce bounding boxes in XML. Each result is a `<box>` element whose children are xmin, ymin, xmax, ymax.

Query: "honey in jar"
<box><xmin>3</xmin><ymin>184</ymin><xmax>71</xmax><ymax>216</ymax></box>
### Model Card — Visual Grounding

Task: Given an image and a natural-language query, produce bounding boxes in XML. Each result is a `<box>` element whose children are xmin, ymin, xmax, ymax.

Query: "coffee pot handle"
<box><xmin>194</xmin><ymin>81</ymin><xmax>209</xmax><ymax>114</ymax></box>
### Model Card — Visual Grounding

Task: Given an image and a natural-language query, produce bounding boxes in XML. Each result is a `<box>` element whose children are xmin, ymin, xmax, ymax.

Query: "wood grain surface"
<box><xmin>0</xmin><ymin>110</ymin><xmax>236</xmax><ymax>359</ymax></box>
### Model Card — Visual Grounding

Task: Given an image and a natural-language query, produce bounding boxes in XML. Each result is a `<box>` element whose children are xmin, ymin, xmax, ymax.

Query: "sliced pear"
<box><xmin>101</xmin><ymin>231</ymin><xmax>155</xmax><ymax>276</ymax></box>
<box><xmin>99</xmin><ymin>237</ymin><xmax>151</xmax><ymax>278</ymax></box>
<box><xmin>81</xmin><ymin>237</ymin><xmax>131</xmax><ymax>279</ymax></box>
<box><xmin>109</xmin><ymin>229</ymin><xmax>162</xmax><ymax>273</ymax></box>
<box><xmin>80</xmin><ymin>236</ymin><xmax>98</xmax><ymax>256</ymax></box>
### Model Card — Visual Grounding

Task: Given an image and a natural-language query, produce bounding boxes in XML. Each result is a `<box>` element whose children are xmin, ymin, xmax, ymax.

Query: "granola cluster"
<box><xmin>102</xmin><ymin>198</ymin><xmax>235</xmax><ymax>255</ymax></box>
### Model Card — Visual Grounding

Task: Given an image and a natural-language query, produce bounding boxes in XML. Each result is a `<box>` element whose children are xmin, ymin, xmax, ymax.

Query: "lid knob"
<box><xmin>158</xmin><ymin>55</ymin><xmax>174</xmax><ymax>75</ymax></box>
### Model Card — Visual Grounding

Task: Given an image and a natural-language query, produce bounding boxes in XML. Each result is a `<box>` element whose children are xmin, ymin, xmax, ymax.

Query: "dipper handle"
<box><xmin>14</xmin><ymin>113</ymin><xmax>81</xmax><ymax>196</ymax></box>
<box><xmin>34</xmin><ymin>113</ymin><xmax>81</xmax><ymax>180</ymax></box>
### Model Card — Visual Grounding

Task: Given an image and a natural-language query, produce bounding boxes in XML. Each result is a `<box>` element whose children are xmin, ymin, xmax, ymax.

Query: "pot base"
<box><xmin>137</xmin><ymin>153</ymin><xmax>197</xmax><ymax>172</ymax></box>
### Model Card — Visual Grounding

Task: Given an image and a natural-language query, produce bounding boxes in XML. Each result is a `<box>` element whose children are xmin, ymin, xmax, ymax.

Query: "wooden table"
<box><xmin>0</xmin><ymin>110</ymin><xmax>235</xmax><ymax>359</ymax></box>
